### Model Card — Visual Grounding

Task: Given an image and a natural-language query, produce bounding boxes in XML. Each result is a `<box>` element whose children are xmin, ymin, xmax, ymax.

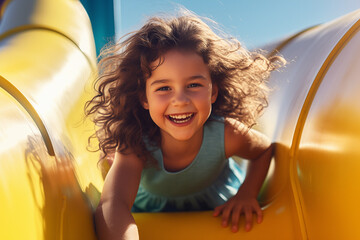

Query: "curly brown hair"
<box><xmin>85</xmin><ymin>12</ymin><xmax>284</xmax><ymax>163</ymax></box>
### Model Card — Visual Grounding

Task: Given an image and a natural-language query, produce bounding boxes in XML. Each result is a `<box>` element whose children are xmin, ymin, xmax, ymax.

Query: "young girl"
<box><xmin>86</xmin><ymin>11</ymin><xmax>283</xmax><ymax>240</ymax></box>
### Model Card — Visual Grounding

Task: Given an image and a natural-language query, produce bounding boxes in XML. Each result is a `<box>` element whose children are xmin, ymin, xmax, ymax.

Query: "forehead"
<box><xmin>149</xmin><ymin>49</ymin><xmax>209</xmax><ymax>75</ymax></box>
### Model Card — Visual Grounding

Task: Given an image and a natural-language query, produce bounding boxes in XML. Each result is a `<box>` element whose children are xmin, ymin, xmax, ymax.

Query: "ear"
<box><xmin>211</xmin><ymin>84</ymin><xmax>218</xmax><ymax>104</ymax></box>
<box><xmin>139</xmin><ymin>93</ymin><xmax>149</xmax><ymax>110</ymax></box>
<box><xmin>139</xmin><ymin>93</ymin><xmax>149</xmax><ymax>109</ymax></box>
<box><xmin>142</xmin><ymin>101</ymin><xmax>149</xmax><ymax>110</ymax></box>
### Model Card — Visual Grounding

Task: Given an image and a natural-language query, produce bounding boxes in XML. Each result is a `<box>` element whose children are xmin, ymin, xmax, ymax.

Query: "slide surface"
<box><xmin>1</xmin><ymin>1</ymin><xmax>360</xmax><ymax>239</ymax></box>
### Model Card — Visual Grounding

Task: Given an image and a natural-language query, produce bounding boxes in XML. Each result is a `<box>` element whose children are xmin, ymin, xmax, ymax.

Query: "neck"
<box><xmin>160</xmin><ymin>127</ymin><xmax>204</xmax><ymax>163</ymax></box>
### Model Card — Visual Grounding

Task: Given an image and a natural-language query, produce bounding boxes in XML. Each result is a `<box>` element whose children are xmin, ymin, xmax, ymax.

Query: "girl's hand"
<box><xmin>213</xmin><ymin>193</ymin><xmax>263</xmax><ymax>232</ymax></box>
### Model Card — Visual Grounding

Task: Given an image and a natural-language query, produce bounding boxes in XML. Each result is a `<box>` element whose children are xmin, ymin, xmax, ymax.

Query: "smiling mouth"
<box><xmin>167</xmin><ymin>113</ymin><xmax>195</xmax><ymax>124</ymax></box>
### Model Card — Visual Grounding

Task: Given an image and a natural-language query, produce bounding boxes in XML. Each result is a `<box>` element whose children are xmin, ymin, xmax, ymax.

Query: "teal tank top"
<box><xmin>132</xmin><ymin>118</ymin><xmax>245</xmax><ymax>212</ymax></box>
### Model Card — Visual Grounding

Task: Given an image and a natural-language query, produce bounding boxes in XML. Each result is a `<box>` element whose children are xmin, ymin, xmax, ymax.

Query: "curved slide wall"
<box><xmin>259</xmin><ymin>9</ymin><xmax>360</xmax><ymax>240</ymax></box>
<box><xmin>0</xmin><ymin>0</ymin><xmax>102</xmax><ymax>239</ymax></box>
<box><xmin>1</xmin><ymin>1</ymin><xmax>360</xmax><ymax>239</ymax></box>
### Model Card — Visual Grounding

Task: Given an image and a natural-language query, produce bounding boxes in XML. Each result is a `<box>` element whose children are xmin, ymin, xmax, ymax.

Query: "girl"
<box><xmin>86</xmin><ymin>11</ymin><xmax>284</xmax><ymax>240</ymax></box>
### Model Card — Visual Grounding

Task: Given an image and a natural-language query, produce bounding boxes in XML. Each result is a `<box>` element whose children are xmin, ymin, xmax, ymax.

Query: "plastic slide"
<box><xmin>0</xmin><ymin>0</ymin><xmax>101</xmax><ymax>239</ymax></box>
<box><xmin>1</xmin><ymin>0</ymin><xmax>360</xmax><ymax>239</ymax></box>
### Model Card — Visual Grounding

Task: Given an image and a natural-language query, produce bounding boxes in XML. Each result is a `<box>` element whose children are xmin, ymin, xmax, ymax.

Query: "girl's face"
<box><xmin>143</xmin><ymin>49</ymin><xmax>218</xmax><ymax>142</ymax></box>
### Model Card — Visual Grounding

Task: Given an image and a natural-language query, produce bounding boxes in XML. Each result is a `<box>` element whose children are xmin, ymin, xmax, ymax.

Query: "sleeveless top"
<box><xmin>132</xmin><ymin>118</ymin><xmax>245</xmax><ymax>212</ymax></box>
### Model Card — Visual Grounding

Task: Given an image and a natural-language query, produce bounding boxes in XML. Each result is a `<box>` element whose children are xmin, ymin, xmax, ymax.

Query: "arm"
<box><xmin>95</xmin><ymin>150</ymin><xmax>144</xmax><ymax>240</ymax></box>
<box><xmin>213</xmin><ymin>120</ymin><xmax>273</xmax><ymax>232</ymax></box>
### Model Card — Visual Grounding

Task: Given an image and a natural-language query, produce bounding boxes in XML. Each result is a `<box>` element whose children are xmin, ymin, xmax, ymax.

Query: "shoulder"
<box><xmin>104</xmin><ymin>149</ymin><xmax>145</xmax><ymax>183</ymax></box>
<box><xmin>224</xmin><ymin>118</ymin><xmax>271</xmax><ymax>160</ymax></box>
<box><xmin>113</xmin><ymin>150</ymin><xmax>145</xmax><ymax>170</ymax></box>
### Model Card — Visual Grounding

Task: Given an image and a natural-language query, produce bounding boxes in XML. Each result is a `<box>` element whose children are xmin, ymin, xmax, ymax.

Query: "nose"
<box><xmin>172</xmin><ymin>90</ymin><xmax>190</xmax><ymax>106</ymax></box>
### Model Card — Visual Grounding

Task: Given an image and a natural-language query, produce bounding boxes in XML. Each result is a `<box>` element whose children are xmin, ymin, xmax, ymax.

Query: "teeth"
<box><xmin>169</xmin><ymin>113</ymin><xmax>193</xmax><ymax>119</ymax></box>
<box><xmin>168</xmin><ymin>113</ymin><xmax>194</xmax><ymax>123</ymax></box>
<box><xmin>173</xmin><ymin>119</ymin><xmax>188</xmax><ymax>123</ymax></box>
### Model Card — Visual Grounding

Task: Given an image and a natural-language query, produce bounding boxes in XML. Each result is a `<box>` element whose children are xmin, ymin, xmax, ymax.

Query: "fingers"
<box><xmin>213</xmin><ymin>204</ymin><xmax>234</xmax><ymax>228</ymax></box>
<box><xmin>244</xmin><ymin>207</ymin><xmax>253</xmax><ymax>231</ymax></box>
<box><xmin>231</xmin><ymin>205</ymin><xmax>242</xmax><ymax>232</ymax></box>
<box><xmin>213</xmin><ymin>205</ymin><xmax>224</xmax><ymax>217</ymax></box>
<box><xmin>214</xmin><ymin>201</ymin><xmax>264</xmax><ymax>233</ymax></box>
<box><xmin>255</xmin><ymin>205</ymin><xmax>263</xmax><ymax>224</ymax></box>
<box><xmin>244</xmin><ymin>203</ymin><xmax>263</xmax><ymax>231</ymax></box>
<box><xmin>221</xmin><ymin>205</ymin><xmax>232</xmax><ymax>227</ymax></box>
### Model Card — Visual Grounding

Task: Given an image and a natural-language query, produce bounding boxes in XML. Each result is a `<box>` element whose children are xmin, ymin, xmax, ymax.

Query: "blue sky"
<box><xmin>116</xmin><ymin>0</ymin><xmax>360</xmax><ymax>48</ymax></box>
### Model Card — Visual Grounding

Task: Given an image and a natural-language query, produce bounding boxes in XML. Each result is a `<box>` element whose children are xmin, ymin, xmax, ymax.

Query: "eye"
<box><xmin>156</xmin><ymin>86</ymin><xmax>171</xmax><ymax>91</ymax></box>
<box><xmin>188</xmin><ymin>83</ymin><xmax>202</xmax><ymax>88</ymax></box>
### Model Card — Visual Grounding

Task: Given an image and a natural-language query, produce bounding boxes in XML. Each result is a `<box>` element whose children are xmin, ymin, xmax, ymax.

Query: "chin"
<box><xmin>171</xmin><ymin>135</ymin><xmax>193</xmax><ymax>141</ymax></box>
<box><xmin>168</xmin><ymin>132</ymin><xmax>197</xmax><ymax>141</ymax></box>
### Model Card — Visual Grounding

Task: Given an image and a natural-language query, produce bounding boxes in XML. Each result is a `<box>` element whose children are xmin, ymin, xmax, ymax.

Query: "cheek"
<box><xmin>147</xmin><ymin>94</ymin><xmax>168</xmax><ymax>113</ymax></box>
<box><xmin>193</xmin><ymin>90</ymin><xmax>213</xmax><ymax>105</ymax></box>
<box><xmin>148</xmin><ymin>94</ymin><xmax>164</xmax><ymax>104</ymax></box>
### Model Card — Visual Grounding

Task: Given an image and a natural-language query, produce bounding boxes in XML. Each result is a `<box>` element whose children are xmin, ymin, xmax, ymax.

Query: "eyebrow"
<box><xmin>150</xmin><ymin>79</ymin><xmax>170</xmax><ymax>86</ymax></box>
<box><xmin>188</xmin><ymin>75</ymin><xmax>207</xmax><ymax>81</ymax></box>
<box><xmin>150</xmin><ymin>75</ymin><xmax>207</xmax><ymax>86</ymax></box>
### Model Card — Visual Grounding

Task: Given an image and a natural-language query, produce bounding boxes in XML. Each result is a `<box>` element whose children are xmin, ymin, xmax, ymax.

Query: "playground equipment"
<box><xmin>1</xmin><ymin>0</ymin><xmax>359</xmax><ymax>239</ymax></box>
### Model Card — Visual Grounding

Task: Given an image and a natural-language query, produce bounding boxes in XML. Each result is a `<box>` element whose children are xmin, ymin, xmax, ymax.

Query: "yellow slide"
<box><xmin>1</xmin><ymin>0</ymin><xmax>360</xmax><ymax>239</ymax></box>
<box><xmin>0</xmin><ymin>0</ymin><xmax>101</xmax><ymax>239</ymax></box>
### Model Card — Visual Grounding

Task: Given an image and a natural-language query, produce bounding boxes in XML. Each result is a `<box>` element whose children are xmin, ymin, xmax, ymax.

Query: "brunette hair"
<box><xmin>85</xmin><ymin>11</ymin><xmax>284</xmax><ymax>163</ymax></box>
